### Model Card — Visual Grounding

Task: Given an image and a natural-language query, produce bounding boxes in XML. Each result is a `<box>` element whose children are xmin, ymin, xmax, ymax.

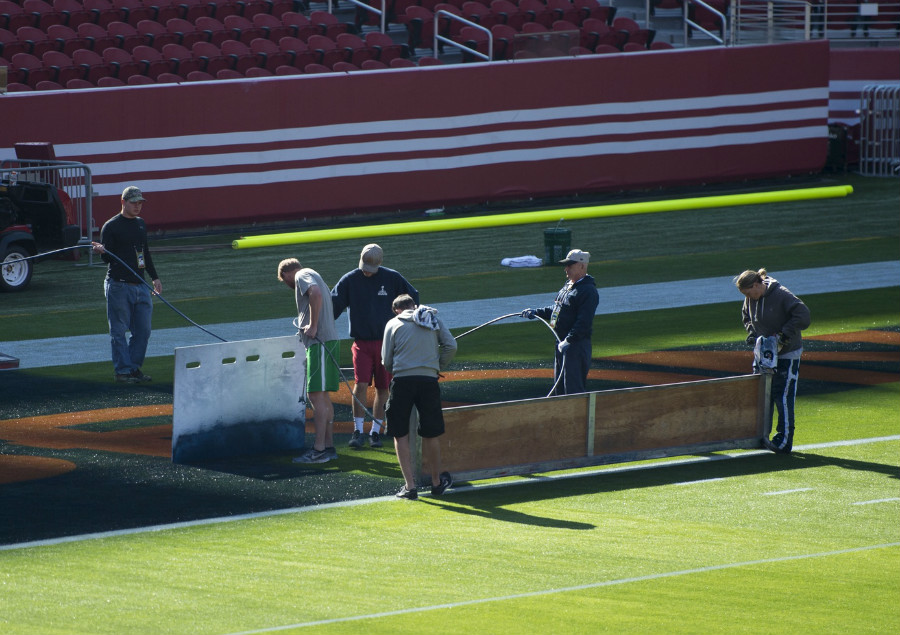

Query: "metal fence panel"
<box><xmin>859</xmin><ymin>85</ymin><xmax>900</xmax><ymax>177</ymax></box>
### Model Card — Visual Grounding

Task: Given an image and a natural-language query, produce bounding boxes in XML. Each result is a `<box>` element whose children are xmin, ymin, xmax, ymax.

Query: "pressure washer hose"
<box><xmin>453</xmin><ymin>311</ymin><xmax>566</xmax><ymax>398</ymax></box>
<box><xmin>17</xmin><ymin>245</ymin><xmax>566</xmax><ymax>401</ymax></box>
<box><xmin>16</xmin><ymin>244</ymin><xmax>227</xmax><ymax>342</ymax></box>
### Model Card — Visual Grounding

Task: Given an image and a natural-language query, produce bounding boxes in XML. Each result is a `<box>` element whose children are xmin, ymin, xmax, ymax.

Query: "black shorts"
<box><xmin>384</xmin><ymin>376</ymin><xmax>445</xmax><ymax>438</ymax></box>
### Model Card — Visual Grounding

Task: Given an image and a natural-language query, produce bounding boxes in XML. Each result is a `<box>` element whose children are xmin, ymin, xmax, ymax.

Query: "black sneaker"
<box><xmin>369</xmin><ymin>431</ymin><xmax>383</xmax><ymax>448</ymax></box>
<box><xmin>395</xmin><ymin>485</ymin><xmax>418</xmax><ymax>500</ymax></box>
<box><xmin>768</xmin><ymin>433</ymin><xmax>793</xmax><ymax>454</ymax></box>
<box><xmin>130</xmin><ymin>369</ymin><xmax>152</xmax><ymax>382</ymax></box>
<box><xmin>115</xmin><ymin>373</ymin><xmax>139</xmax><ymax>383</ymax></box>
<box><xmin>348</xmin><ymin>430</ymin><xmax>364</xmax><ymax>449</ymax></box>
<box><xmin>431</xmin><ymin>471</ymin><xmax>453</xmax><ymax>496</ymax></box>
<box><xmin>325</xmin><ymin>447</ymin><xmax>338</xmax><ymax>460</ymax></box>
<box><xmin>292</xmin><ymin>447</ymin><xmax>333</xmax><ymax>464</ymax></box>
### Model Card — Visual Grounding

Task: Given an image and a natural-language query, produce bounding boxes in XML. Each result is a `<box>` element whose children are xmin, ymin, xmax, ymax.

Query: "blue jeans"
<box><xmin>105</xmin><ymin>279</ymin><xmax>153</xmax><ymax>376</ymax></box>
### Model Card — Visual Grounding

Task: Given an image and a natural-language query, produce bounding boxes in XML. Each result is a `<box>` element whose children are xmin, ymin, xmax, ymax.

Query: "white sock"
<box><xmin>354</xmin><ymin>417</ymin><xmax>364</xmax><ymax>433</ymax></box>
<box><xmin>371</xmin><ymin>420</ymin><xmax>382</xmax><ymax>435</ymax></box>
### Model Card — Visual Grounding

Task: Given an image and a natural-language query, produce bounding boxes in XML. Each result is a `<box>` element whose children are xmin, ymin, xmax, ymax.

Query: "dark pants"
<box><xmin>552</xmin><ymin>338</ymin><xmax>591</xmax><ymax>396</ymax></box>
<box><xmin>768</xmin><ymin>358</ymin><xmax>801</xmax><ymax>451</ymax></box>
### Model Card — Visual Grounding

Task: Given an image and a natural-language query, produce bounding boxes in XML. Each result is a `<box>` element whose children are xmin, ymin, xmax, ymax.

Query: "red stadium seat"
<box><xmin>359</xmin><ymin>58</ymin><xmax>387</xmax><ymax>70</ymax></box>
<box><xmin>131</xmin><ymin>43</ymin><xmax>177</xmax><ymax>78</ymax></box>
<box><xmin>102</xmin><ymin>45</ymin><xmax>145</xmax><ymax>80</ymax></box>
<box><xmin>252</xmin><ymin>12</ymin><xmax>294</xmax><ymax>42</ymax></box>
<box><xmin>17</xmin><ymin>25</ymin><xmax>60</xmax><ymax>57</ymax></box>
<box><xmin>23</xmin><ymin>0</ymin><xmax>67</xmax><ymax>31</ymax></box>
<box><xmin>166</xmin><ymin>17</ymin><xmax>207</xmax><ymax>48</ymax></box>
<box><xmin>73</xmin><ymin>47</ymin><xmax>115</xmax><ymax>83</ymax></box>
<box><xmin>249</xmin><ymin>36</ymin><xmax>293</xmax><ymax>72</ymax></box>
<box><xmin>191</xmin><ymin>39</ymin><xmax>233</xmax><ymax>74</ymax></box>
<box><xmin>223</xmin><ymin>14</ymin><xmax>268</xmax><ymax>45</ymax></box>
<box><xmin>194</xmin><ymin>15</ymin><xmax>232</xmax><ymax>46</ymax></box>
<box><xmin>96</xmin><ymin>74</ymin><xmax>126</xmax><ymax>86</ymax></box>
<box><xmin>107</xmin><ymin>20</ymin><xmax>151</xmax><ymax>52</ymax></box>
<box><xmin>136</xmin><ymin>18</ymin><xmax>180</xmax><ymax>50</ymax></box>
<box><xmin>364</xmin><ymin>30</ymin><xmax>408</xmax><ymax>64</ymax></box>
<box><xmin>110</xmin><ymin>0</ymin><xmax>156</xmax><ymax>26</ymax></box>
<box><xmin>220</xmin><ymin>37</ymin><xmax>263</xmax><ymax>73</ymax></box>
<box><xmin>67</xmin><ymin>77</ymin><xmax>96</xmax><ymax>88</ymax></box>
<box><xmin>244</xmin><ymin>65</ymin><xmax>272</xmax><ymax>76</ymax></box>
<box><xmin>335</xmin><ymin>32</ymin><xmax>378</xmax><ymax>67</ymax></box>
<box><xmin>77</xmin><ymin>21</ymin><xmax>120</xmax><ymax>52</ymax></box>
<box><xmin>309</xmin><ymin>10</ymin><xmax>349</xmax><ymax>39</ymax></box>
<box><xmin>47</xmin><ymin>24</ymin><xmax>93</xmax><ymax>57</ymax></box>
<box><xmin>43</xmin><ymin>49</ymin><xmax>87</xmax><ymax>84</ymax></box>
<box><xmin>186</xmin><ymin>69</ymin><xmax>215</xmax><ymax>80</ymax></box>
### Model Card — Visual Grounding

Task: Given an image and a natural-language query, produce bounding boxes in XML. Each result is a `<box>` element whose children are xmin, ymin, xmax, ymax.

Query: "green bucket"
<box><xmin>543</xmin><ymin>227</ymin><xmax>571</xmax><ymax>265</ymax></box>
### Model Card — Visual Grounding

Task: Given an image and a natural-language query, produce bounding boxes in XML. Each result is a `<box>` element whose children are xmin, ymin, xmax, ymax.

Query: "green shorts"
<box><xmin>306</xmin><ymin>340</ymin><xmax>340</xmax><ymax>393</ymax></box>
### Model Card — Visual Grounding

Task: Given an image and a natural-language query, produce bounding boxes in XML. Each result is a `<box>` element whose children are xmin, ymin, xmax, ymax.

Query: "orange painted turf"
<box><xmin>2</xmin><ymin>330</ymin><xmax>896</xmax><ymax>484</ymax></box>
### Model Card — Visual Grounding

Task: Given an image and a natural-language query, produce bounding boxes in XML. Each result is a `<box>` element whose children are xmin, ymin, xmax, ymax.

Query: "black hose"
<box><xmin>17</xmin><ymin>243</ymin><xmax>227</xmax><ymax>343</ymax></box>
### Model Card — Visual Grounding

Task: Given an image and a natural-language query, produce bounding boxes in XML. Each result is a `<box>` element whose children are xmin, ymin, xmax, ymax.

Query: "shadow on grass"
<box><xmin>428</xmin><ymin>449</ymin><xmax>899</xmax><ymax>514</ymax></box>
<box><xmin>420</xmin><ymin>497</ymin><xmax>596</xmax><ymax>530</ymax></box>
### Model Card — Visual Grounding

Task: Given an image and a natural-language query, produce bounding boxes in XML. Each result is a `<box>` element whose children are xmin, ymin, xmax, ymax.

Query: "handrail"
<box><xmin>330</xmin><ymin>0</ymin><xmax>387</xmax><ymax>33</ymax></box>
<box><xmin>733</xmin><ymin>1</ymin><xmax>813</xmax><ymax>44</ymax></box>
<box><xmin>434</xmin><ymin>10</ymin><xmax>493</xmax><ymax>61</ymax></box>
<box><xmin>684</xmin><ymin>0</ymin><xmax>728</xmax><ymax>45</ymax></box>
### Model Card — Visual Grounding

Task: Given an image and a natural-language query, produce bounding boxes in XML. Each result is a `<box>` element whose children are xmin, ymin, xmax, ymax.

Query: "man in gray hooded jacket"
<box><xmin>382</xmin><ymin>294</ymin><xmax>457</xmax><ymax>499</ymax></box>
<box><xmin>735</xmin><ymin>268</ymin><xmax>811</xmax><ymax>454</ymax></box>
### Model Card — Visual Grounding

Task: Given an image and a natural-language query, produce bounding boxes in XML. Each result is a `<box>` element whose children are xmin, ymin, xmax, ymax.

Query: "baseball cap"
<box><xmin>122</xmin><ymin>186</ymin><xmax>146</xmax><ymax>202</ymax></box>
<box><xmin>560</xmin><ymin>249</ymin><xmax>590</xmax><ymax>265</ymax></box>
<box><xmin>359</xmin><ymin>243</ymin><xmax>383</xmax><ymax>273</ymax></box>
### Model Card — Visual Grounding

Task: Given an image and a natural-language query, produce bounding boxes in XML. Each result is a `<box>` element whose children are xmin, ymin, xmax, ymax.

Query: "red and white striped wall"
<box><xmin>0</xmin><ymin>41</ymin><xmax>843</xmax><ymax>229</ymax></box>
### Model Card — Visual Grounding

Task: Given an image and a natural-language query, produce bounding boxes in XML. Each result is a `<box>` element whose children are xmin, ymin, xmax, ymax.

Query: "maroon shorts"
<box><xmin>351</xmin><ymin>339</ymin><xmax>391</xmax><ymax>389</ymax></box>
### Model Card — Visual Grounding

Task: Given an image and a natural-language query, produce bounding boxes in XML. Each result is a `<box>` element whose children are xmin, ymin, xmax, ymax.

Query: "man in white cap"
<box><xmin>521</xmin><ymin>249</ymin><xmax>599</xmax><ymax>395</ymax></box>
<box><xmin>92</xmin><ymin>186</ymin><xmax>161</xmax><ymax>384</ymax></box>
<box><xmin>332</xmin><ymin>244</ymin><xmax>418</xmax><ymax>448</ymax></box>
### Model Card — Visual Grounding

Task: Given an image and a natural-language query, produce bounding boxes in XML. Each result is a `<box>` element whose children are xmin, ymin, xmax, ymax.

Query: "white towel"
<box><xmin>413</xmin><ymin>305</ymin><xmax>440</xmax><ymax>330</ymax></box>
<box><xmin>500</xmin><ymin>255</ymin><xmax>543</xmax><ymax>268</ymax></box>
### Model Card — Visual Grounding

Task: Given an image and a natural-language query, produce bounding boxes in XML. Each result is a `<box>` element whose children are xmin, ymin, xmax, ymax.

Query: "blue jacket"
<box><xmin>535</xmin><ymin>274</ymin><xmax>599</xmax><ymax>343</ymax></box>
<box><xmin>331</xmin><ymin>267</ymin><xmax>419</xmax><ymax>340</ymax></box>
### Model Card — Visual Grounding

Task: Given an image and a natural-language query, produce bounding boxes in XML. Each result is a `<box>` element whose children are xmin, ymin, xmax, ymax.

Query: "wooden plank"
<box><xmin>593</xmin><ymin>375</ymin><xmax>762</xmax><ymax>456</ymax></box>
<box><xmin>433</xmin><ymin>394</ymin><xmax>590</xmax><ymax>474</ymax></box>
<box><xmin>418</xmin><ymin>374</ymin><xmax>768</xmax><ymax>483</ymax></box>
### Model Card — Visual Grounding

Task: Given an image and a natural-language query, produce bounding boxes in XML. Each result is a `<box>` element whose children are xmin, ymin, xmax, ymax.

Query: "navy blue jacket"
<box><xmin>331</xmin><ymin>267</ymin><xmax>419</xmax><ymax>340</ymax></box>
<box><xmin>535</xmin><ymin>274</ymin><xmax>599</xmax><ymax>343</ymax></box>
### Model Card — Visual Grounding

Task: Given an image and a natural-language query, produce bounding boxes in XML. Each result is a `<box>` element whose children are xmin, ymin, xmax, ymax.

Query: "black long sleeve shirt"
<box><xmin>99</xmin><ymin>213</ymin><xmax>159</xmax><ymax>282</ymax></box>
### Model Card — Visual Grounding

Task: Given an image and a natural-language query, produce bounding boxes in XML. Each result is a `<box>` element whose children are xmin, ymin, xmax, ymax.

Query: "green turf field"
<box><xmin>1</xmin><ymin>174</ymin><xmax>898</xmax><ymax>634</ymax></box>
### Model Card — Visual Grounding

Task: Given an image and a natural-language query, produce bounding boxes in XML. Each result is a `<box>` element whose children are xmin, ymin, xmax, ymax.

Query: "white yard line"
<box><xmin>3</xmin><ymin>435</ymin><xmax>897</xmax><ymax>553</ymax></box>
<box><xmin>224</xmin><ymin>542</ymin><xmax>900</xmax><ymax>634</ymax></box>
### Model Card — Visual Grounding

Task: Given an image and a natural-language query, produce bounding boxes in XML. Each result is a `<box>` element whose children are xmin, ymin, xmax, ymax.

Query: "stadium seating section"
<box><xmin>2</xmin><ymin>0</ymin><xmax>898</xmax><ymax>90</ymax></box>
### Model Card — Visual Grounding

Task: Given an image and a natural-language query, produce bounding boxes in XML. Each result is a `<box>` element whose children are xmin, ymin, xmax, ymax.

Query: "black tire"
<box><xmin>0</xmin><ymin>245</ymin><xmax>33</xmax><ymax>292</ymax></box>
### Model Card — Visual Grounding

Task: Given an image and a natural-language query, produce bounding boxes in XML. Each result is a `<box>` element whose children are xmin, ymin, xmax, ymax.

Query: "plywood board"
<box><xmin>435</xmin><ymin>394</ymin><xmax>590</xmax><ymax>473</ymax></box>
<box><xmin>420</xmin><ymin>374</ymin><xmax>767</xmax><ymax>482</ymax></box>
<box><xmin>593</xmin><ymin>375</ymin><xmax>764</xmax><ymax>456</ymax></box>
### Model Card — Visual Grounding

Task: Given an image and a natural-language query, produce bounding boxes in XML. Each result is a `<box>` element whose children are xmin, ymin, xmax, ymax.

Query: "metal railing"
<box><xmin>859</xmin><ymin>85</ymin><xmax>900</xmax><ymax>177</ymax></box>
<box><xmin>434</xmin><ymin>10</ymin><xmax>493</xmax><ymax>60</ymax></box>
<box><xmin>732</xmin><ymin>0</ymin><xmax>813</xmax><ymax>44</ymax></box>
<box><xmin>336</xmin><ymin>0</ymin><xmax>388</xmax><ymax>34</ymax></box>
<box><xmin>685</xmin><ymin>0</ymin><xmax>729</xmax><ymax>44</ymax></box>
<box><xmin>0</xmin><ymin>159</ymin><xmax>96</xmax><ymax>264</ymax></box>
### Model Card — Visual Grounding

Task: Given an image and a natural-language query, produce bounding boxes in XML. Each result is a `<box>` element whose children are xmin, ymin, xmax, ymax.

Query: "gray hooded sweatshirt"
<box><xmin>741</xmin><ymin>277</ymin><xmax>811</xmax><ymax>356</ymax></box>
<box><xmin>382</xmin><ymin>306</ymin><xmax>457</xmax><ymax>378</ymax></box>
